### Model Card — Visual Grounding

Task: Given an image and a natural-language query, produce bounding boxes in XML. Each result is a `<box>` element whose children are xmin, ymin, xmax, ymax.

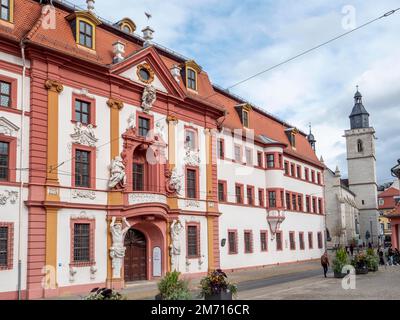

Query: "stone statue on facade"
<box><xmin>108</xmin><ymin>156</ymin><xmax>126</xmax><ymax>189</ymax></box>
<box><xmin>170</xmin><ymin>220</ymin><xmax>183</xmax><ymax>272</ymax></box>
<box><xmin>141</xmin><ymin>84</ymin><xmax>156</xmax><ymax>113</ymax></box>
<box><xmin>165</xmin><ymin>167</ymin><xmax>183</xmax><ymax>196</ymax></box>
<box><xmin>110</xmin><ymin>217</ymin><xmax>131</xmax><ymax>279</ymax></box>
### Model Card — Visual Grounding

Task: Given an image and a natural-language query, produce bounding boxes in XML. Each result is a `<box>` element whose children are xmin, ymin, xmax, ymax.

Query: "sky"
<box><xmin>73</xmin><ymin>0</ymin><xmax>400</xmax><ymax>185</ymax></box>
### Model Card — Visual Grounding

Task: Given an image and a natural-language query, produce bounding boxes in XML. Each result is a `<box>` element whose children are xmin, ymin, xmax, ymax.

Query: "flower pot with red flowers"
<box><xmin>199</xmin><ymin>269</ymin><xmax>237</xmax><ymax>300</ymax></box>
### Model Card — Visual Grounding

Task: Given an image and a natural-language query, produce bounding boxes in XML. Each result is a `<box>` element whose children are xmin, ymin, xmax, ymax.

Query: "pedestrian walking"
<box><xmin>378</xmin><ymin>247</ymin><xmax>385</xmax><ymax>266</ymax></box>
<box><xmin>321</xmin><ymin>251</ymin><xmax>330</xmax><ymax>278</ymax></box>
<box><xmin>350</xmin><ymin>244</ymin><xmax>354</xmax><ymax>256</ymax></box>
<box><xmin>388</xmin><ymin>246</ymin><xmax>394</xmax><ymax>266</ymax></box>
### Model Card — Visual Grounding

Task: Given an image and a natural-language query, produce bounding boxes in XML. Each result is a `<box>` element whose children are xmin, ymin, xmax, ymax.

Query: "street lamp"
<box><xmin>267</xmin><ymin>209</ymin><xmax>285</xmax><ymax>240</ymax></box>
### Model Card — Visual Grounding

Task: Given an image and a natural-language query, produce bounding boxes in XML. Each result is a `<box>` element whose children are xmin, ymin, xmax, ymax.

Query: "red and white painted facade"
<box><xmin>0</xmin><ymin>0</ymin><xmax>325</xmax><ymax>299</ymax></box>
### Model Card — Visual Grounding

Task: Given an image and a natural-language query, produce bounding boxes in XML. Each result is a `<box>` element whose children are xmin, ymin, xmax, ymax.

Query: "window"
<box><xmin>357</xmin><ymin>139</ymin><xmax>363</xmax><ymax>153</ymax></box>
<box><xmin>247</xmin><ymin>186</ymin><xmax>254</xmax><ymax>205</ymax></box>
<box><xmin>296</xmin><ymin>165</ymin><xmax>301</xmax><ymax>179</ymax></box>
<box><xmin>257</xmin><ymin>152</ymin><xmax>263</xmax><ymax>167</ymax></box>
<box><xmin>312</xmin><ymin>197</ymin><xmax>317</xmax><ymax>213</ymax></box>
<box><xmin>138</xmin><ymin>116</ymin><xmax>150</xmax><ymax>137</ymax></box>
<box><xmin>73</xmin><ymin>223</ymin><xmax>90</xmax><ymax>263</ymax></box>
<box><xmin>278</xmin><ymin>154</ymin><xmax>283</xmax><ymax>168</ymax></box>
<box><xmin>284</xmin><ymin>161</ymin><xmax>289</xmax><ymax>175</ymax></box>
<box><xmin>0</xmin><ymin>141</ymin><xmax>9</xmax><ymax>181</ymax></box>
<box><xmin>75</xmin><ymin>100</ymin><xmax>90</xmax><ymax>125</ymax></box>
<box><xmin>317</xmin><ymin>232</ymin><xmax>323</xmax><ymax>249</ymax></box>
<box><xmin>132</xmin><ymin>163</ymin><xmax>144</xmax><ymax>191</ymax></box>
<box><xmin>0</xmin><ymin>0</ymin><xmax>10</xmax><ymax>22</ymax></box>
<box><xmin>268</xmin><ymin>191</ymin><xmax>276</xmax><ymax>208</ymax></box>
<box><xmin>298</xmin><ymin>195</ymin><xmax>303</xmax><ymax>212</ymax></box>
<box><xmin>289</xmin><ymin>133</ymin><xmax>296</xmax><ymax>148</ymax></box>
<box><xmin>306</xmin><ymin>196</ymin><xmax>311</xmax><ymax>213</ymax></box>
<box><xmin>245</xmin><ymin>148</ymin><xmax>252</xmax><ymax>165</ymax></box>
<box><xmin>378</xmin><ymin>198</ymin><xmax>384</xmax><ymax>206</ymax></box>
<box><xmin>218</xmin><ymin>181</ymin><xmax>226</xmax><ymax>202</ymax></box>
<box><xmin>317</xmin><ymin>173</ymin><xmax>321</xmax><ymax>185</ymax></box>
<box><xmin>0</xmin><ymin>80</ymin><xmax>11</xmax><ymax>107</ymax></box>
<box><xmin>185</xmin><ymin>129</ymin><xmax>197</xmax><ymax>150</ymax></box>
<box><xmin>234</xmin><ymin>145</ymin><xmax>242</xmax><ymax>162</ymax></box>
<box><xmin>308</xmin><ymin>232</ymin><xmax>313</xmax><ymax>249</ymax></box>
<box><xmin>276</xmin><ymin>232</ymin><xmax>282</xmax><ymax>251</ymax></box>
<box><xmin>258</xmin><ymin>189</ymin><xmax>264</xmax><ymax>207</ymax></box>
<box><xmin>228</xmin><ymin>231</ymin><xmax>237</xmax><ymax>254</ymax></box>
<box><xmin>75</xmin><ymin>150</ymin><xmax>90</xmax><ymax>188</ymax></box>
<box><xmin>289</xmin><ymin>232</ymin><xmax>296</xmax><ymax>250</ymax></box>
<box><xmin>318</xmin><ymin>199</ymin><xmax>323</xmax><ymax>214</ymax></box>
<box><xmin>79</xmin><ymin>21</ymin><xmax>93</xmax><ymax>48</ymax></box>
<box><xmin>266</xmin><ymin>154</ymin><xmax>275</xmax><ymax>168</ymax></box>
<box><xmin>244</xmin><ymin>231</ymin><xmax>253</xmax><ymax>253</ymax></box>
<box><xmin>299</xmin><ymin>233</ymin><xmax>305</xmax><ymax>250</ymax></box>
<box><xmin>260</xmin><ymin>231</ymin><xmax>268</xmax><ymax>252</ymax></box>
<box><xmin>0</xmin><ymin>225</ymin><xmax>9</xmax><ymax>267</ymax></box>
<box><xmin>235</xmin><ymin>184</ymin><xmax>243</xmax><ymax>204</ymax></box>
<box><xmin>187</xmin><ymin>225</ymin><xmax>199</xmax><ymax>257</ymax></box>
<box><xmin>217</xmin><ymin>139</ymin><xmax>225</xmax><ymax>159</ymax></box>
<box><xmin>292</xmin><ymin>194</ymin><xmax>297</xmax><ymax>211</ymax></box>
<box><xmin>242</xmin><ymin>110</ymin><xmax>249</xmax><ymax>127</ymax></box>
<box><xmin>304</xmin><ymin>168</ymin><xmax>309</xmax><ymax>181</ymax></box>
<box><xmin>290</xmin><ymin>163</ymin><xmax>295</xmax><ymax>177</ymax></box>
<box><xmin>186</xmin><ymin>168</ymin><xmax>197</xmax><ymax>199</ymax></box>
<box><xmin>311</xmin><ymin>170</ymin><xmax>316</xmax><ymax>183</ymax></box>
<box><xmin>187</xmin><ymin>68</ymin><xmax>197</xmax><ymax>90</ymax></box>
<box><xmin>285</xmin><ymin>192</ymin><xmax>291</xmax><ymax>210</ymax></box>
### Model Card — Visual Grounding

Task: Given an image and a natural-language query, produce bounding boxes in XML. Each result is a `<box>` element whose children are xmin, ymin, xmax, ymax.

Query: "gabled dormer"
<box><xmin>116</xmin><ymin>17</ymin><xmax>136</xmax><ymax>34</ymax></box>
<box><xmin>66</xmin><ymin>9</ymin><xmax>102</xmax><ymax>51</ymax></box>
<box><xmin>181</xmin><ymin>60</ymin><xmax>201</xmax><ymax>92</ymax></box>
<box><xmin>285</xmin><ymin>127</ymin><xmax>299</xmax><ymax>148</ymax></box>
<box><xmin>234</xmin><ymin>103</ymin><xmax>252</xmax><ymax>128</ymax></box>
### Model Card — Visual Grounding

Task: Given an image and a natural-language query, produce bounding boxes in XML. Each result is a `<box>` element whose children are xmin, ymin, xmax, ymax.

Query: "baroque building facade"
<box><xmin>0</xmin><ymin>0</ymin><xmax>325</xmax><ymax>299</ymax></box>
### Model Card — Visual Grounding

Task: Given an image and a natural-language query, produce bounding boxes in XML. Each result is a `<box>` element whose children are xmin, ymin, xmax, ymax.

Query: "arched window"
<box><xmin>357</xmin><ymin>139</ymin><xmax>363</xmax><ymax>153</ymax></box>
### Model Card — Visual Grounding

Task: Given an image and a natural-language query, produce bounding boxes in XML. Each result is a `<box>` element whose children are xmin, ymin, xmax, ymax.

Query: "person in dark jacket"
<box><xmin>321</xmin><ymin>252</ymin><xmax>330</xmax><ymax>278</ymax></box>
<box><xmin>388</xmin><ymin>246</ymin><xmax>394</xmax><ymax>265</ymax></box>
<box><xmin>377</xmin><ymin>247</ymin><xmax>385</xmax><ymax>266</ymax></box>
<box><xmin>350</xmin><ymin>244</ymin><xmax>354</xmax><ymax>256</ymax></box>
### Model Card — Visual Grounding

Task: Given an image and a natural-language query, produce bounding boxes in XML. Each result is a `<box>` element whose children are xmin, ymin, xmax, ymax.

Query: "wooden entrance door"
<box><xmin>124</xmin><ymin>229</ymin><xmax>147</xmax><ymax>282</ymax></box>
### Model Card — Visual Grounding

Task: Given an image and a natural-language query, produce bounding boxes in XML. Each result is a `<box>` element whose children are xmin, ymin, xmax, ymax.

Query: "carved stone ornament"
<box><xmin>128</xmin><ymin>193</ymin><xmax>167</xmax><ymax>205</ymax></box>
<box><xmin>72</xmin><ymin>88</ymin><xmax>95</xmax><ymax>99</ymax></box>
<box><xmin>90</xmin><ymin>265</ymin><xmax>98</xmax><ymax>280</ymax></box>
<box><xmin>45</xmin><ymin>79</ymin><xmax>64</xmax><ymax>93</ymax></box>
<box><xmin>155</xmin><ymin>121</ymin><xmax>166</xmax><ymax>142</ymax></box>
<box><xmin>69</xmin><ymin>266</ymin><xmax>77</xmax><ymax>283</ymax></box>
<box><xmin>141</xmin><ymin>84</ymin><xmax>156</xmax><ymax>113</ymax></box>
<box><xmin>136</xmin><ymin>63</ymin><xmax>155</xmax><ymax>84</ymax></box>
<box><xmin>110</xmin><ymin>217</ymin><xmax>131</xmax><ymax>279</ymax></box>
<box><xmin>170</xmin><ymin>220</ymin><xmax>183</xmax><ymax>272</ymax></box>
<box><xmin>70</xmin><ymin>122</ymin><xmax>98</xmax><ymax>147</ymax></box>
<box><xmin>107</xmin><ymin>98</ymin><xmax>124</xmax><ymax>110</ymax></box>
<box><xmin>165</xmin><ymin>167</ymin><xmax>183</xmax><ymax>196</ymax></box>
<box><xmin>184</xmin><ymin>146</ymin><xmax>200</xmax><ymax>167</ymax></box>
<box><xmin>127</xmin><ymin>113</ymin><xmax>135</xmax><ymax>129</ymax></box>
<box><xmin>108</xmin><ymin>156</ymin><xmax>126</xmax><ymax>189</ymax></box>
<box><xmin>0</xmin><ymin>191</ymin><xmax>18</xmax><ymax>206</ymax></box>
<box><xmin>72</xmin><ymin>189</ymin><xmax>96</xmax><ymax>200</ymax></box>
<box><xmin>0</xmin><ymin>117</ymin><xmax>20</xmax><ymax>137</ymax></box>
<box><xmin>185</xmin><ymin>199</ymin><xmax>200</xmax><ymax>208</ymax></box>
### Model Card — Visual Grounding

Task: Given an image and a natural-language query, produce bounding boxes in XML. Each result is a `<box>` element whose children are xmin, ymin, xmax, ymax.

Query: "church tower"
<box><xmin>344</xmin><ymin>88</ymin><xmax>379</xmax><ymax>245</ymax></box>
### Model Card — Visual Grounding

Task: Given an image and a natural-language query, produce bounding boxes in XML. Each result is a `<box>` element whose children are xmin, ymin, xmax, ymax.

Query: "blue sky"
<box><xmin>73</xmin><ymin>0</ymin><xmax>400</xmax><ymax>184</ymax></box>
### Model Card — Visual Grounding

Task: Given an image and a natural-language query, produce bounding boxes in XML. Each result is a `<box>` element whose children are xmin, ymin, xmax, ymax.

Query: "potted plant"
<box><xmin>156</xmin><ymin>271</ymin><xmax>191</xmax><ymax>300</ymax></box>
<box><xmin>352</xmin><ymin>252</ymin><xmax>369</xmax><ymax>274</ymax></box>
<box><xmin>333</xmin><ymin>247</ymin><xmax>349</xmax><ymax>278</ymax></box>
<box><xmin>199</xmin><ymin>269</ymin><xmax>237</xmax><ymax>300</ymax></box>
<box><xmin>84</xmin><ymin>287</ymin><xmax>126</xmax><ymax>300</ymax></box>
<box><xmin>366</xmin><ymin>248</ymin><xmax>379</xmax><ymax>272</ymax></box>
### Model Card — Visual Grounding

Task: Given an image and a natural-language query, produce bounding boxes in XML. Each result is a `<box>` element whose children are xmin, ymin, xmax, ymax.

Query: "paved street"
<box><xmin>238</xmin><ymin>265</ymin><xmax>400</xmax><ymax>300</ymax></box>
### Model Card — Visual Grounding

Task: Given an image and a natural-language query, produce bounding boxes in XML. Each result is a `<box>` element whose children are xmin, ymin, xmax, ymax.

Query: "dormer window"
<box><xmin>0</xmin><ymin>0</ymin><xmax>12</xmax><ymax>23</ymax></box>
<box><xmin>235</xmin><ymin>103</ymin><xmax>252</xmax><ymax>128</ymax></box>
<box><xmin>285</xmin><ymin>128</ymin><xmax>298</xmax><ymax>148</ymax></box>
<box><xmin>116</xmin><ymin>18</ymin><xmax>137</xmax><ymax>34</ymax></box>
<box><xmin>67</xmin><ymin>11</ymin><xmax>101</xmax><ymax>51</ymax></box>
<box><xmin>136</xmin><ymin>63</ymin><xmax>155</xmax><ymax>84</ymax></box>
<box><xmin>183</xmin><ymin>60</ymin><xmax>201</xmax><ymax>92</ymax></box>
<box><xmin>79</xmin><ymin>21</ymin><xmax>93</xmax><ymax>48</ymax></box>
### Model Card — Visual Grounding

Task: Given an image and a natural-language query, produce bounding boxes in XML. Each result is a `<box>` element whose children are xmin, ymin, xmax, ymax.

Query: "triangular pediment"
<box><xmin>0</xmin><ymin>117</ymin><xmax>19</xmax><ymax>137</ymax></box>
<box><xmin>111</xmin><ymin>46</ymin><xmax>186</xmax><ymax>99</ymax></box>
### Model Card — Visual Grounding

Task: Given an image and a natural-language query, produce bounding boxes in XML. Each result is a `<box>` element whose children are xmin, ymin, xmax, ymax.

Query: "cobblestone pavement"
<box><xmin>238</xmin><ymin>265</ymin><xmax>400</xmax><ymax>300</ymax></box>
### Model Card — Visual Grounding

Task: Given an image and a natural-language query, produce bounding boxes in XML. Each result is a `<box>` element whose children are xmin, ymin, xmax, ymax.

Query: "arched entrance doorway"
<box><xmin>124</xmin><ymin>229</ymin><xmax>147</xmax><ymax>282</ymax></box>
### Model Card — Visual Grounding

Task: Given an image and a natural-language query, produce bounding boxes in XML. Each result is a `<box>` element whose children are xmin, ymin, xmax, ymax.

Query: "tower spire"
<box><xmin>307</xmin><ymin>122</ymin><xmax>316</xmax><ymax>151</ymax></box>
<box><xmin>349</xmin><ymin>86</ymin><xmax>370</xmax><ymax>129</ymax></box>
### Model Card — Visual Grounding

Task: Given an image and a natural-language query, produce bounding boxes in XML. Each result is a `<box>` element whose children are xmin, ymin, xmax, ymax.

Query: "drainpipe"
<box><xmin>17</xmin><ymin>40</ymin><xmax>27</xmax><ymax>300</ymax></box>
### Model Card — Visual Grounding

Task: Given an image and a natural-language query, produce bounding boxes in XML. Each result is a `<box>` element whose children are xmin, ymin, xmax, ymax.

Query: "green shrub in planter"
<box><xmin>351</xmin><ymin>252</ymin><xmax>369</xmax><ymax>274</ymax></box>
<box><xmin>333</xmin><ymin>247</ymin><xmax>349</xmax><ymax>278</ymax></box>
<box><xmin>366</xmin><ymin>248</ymin><xmax>379</xmax><ymax>272</ymax></box>
<box><xmin>84</xmin><ymin>287</ymin><xmax>127</xmax><ymax>300</ymax></box>
<box><xmin>157</xmin><ymin>271</ymin><xmax>191</xmax><ymax>300</ymax></box>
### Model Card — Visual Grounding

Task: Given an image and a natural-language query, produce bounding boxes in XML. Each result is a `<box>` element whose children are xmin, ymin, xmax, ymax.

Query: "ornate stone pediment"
<box><xmin>70</xmin><ymin>122</ymin><xmax>98</xmax><ymax>147</ymax></box>
<box><xmin>0</xmin><ymin>117</ymin><xmax>19</xmax><ymax>137</ymax></box>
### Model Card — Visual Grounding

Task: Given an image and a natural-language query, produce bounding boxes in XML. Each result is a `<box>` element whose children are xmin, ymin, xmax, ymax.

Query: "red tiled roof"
<box><xmin>2</xmin><ymin>0</ymin><xmax>321</xmax><ymax>166</ymax></box>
